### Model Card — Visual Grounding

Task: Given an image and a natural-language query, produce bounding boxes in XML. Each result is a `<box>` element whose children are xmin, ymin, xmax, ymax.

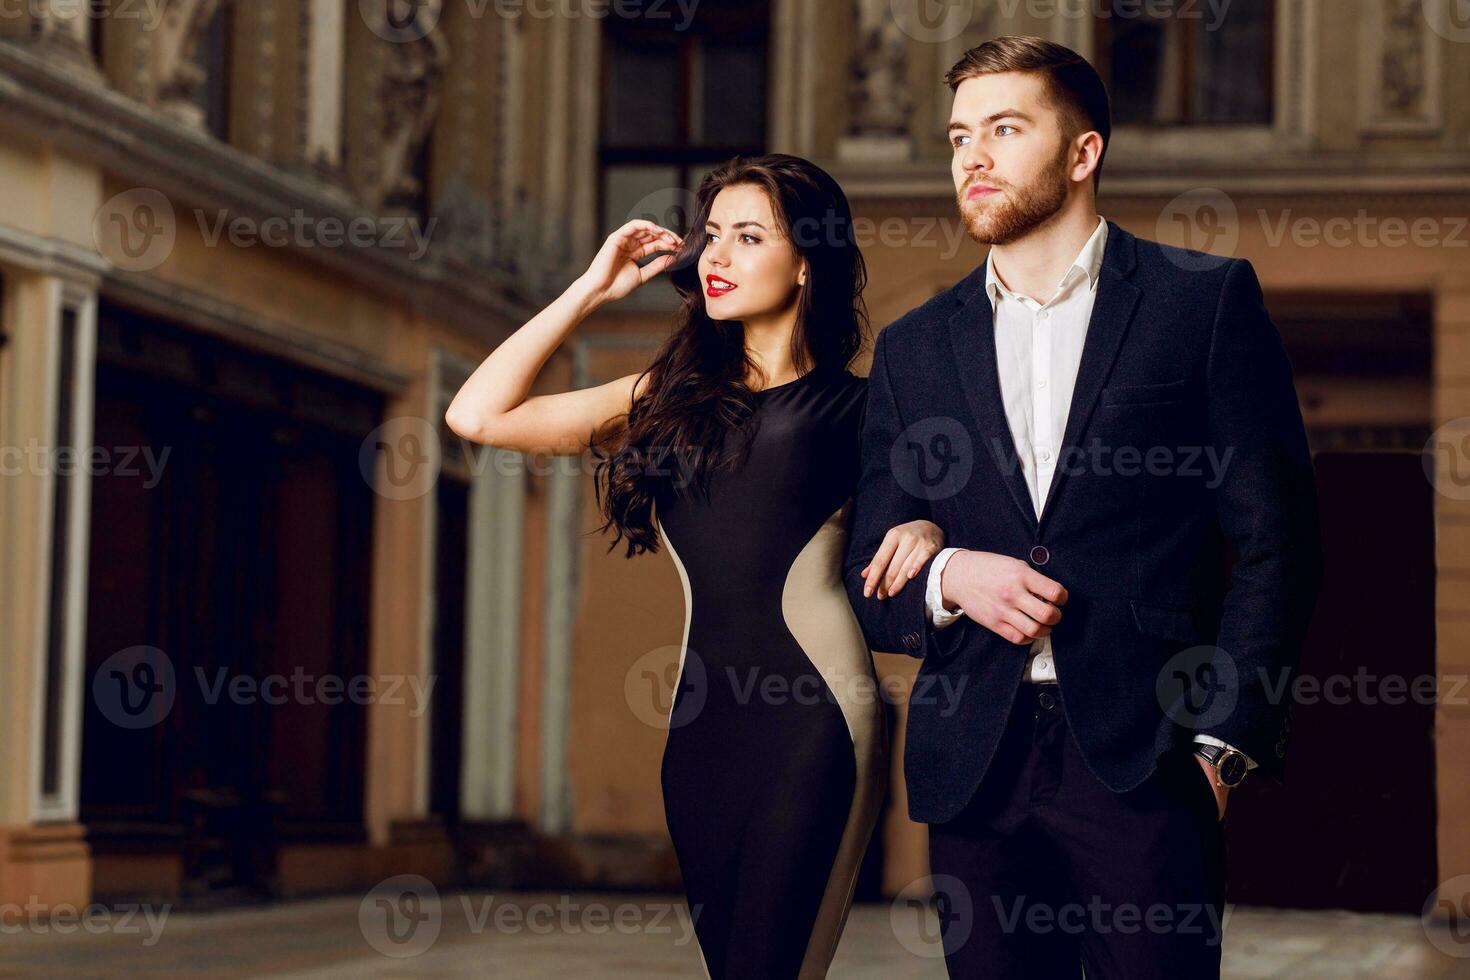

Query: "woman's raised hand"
<box><xmin>862</xmin><ymin>519</ymin><xmax>946</xmax><ymax>600</ymax></box>
<box><xmin>577</xmin><ymin>220</ymin><xmax>684</xmax><ymax>306</ymax></box>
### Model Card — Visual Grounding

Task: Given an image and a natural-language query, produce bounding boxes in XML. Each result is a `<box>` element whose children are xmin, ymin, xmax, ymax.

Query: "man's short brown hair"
<box><xmin>946</xmin><ymin>35</ymin><xmax>1112</xmax><ymax>189</ymax></box>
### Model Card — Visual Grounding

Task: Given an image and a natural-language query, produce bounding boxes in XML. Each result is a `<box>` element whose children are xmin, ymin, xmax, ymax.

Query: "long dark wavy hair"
<box><xmin>591</xmin><ymin>154</ymin><xmax>869</xmax><ymax>557</ymax></box>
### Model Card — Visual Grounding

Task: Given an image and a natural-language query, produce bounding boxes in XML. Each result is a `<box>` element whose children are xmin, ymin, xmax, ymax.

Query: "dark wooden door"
<box><xmin>1223</xmin><ymin>451</ymin><xmax>1438</xmax><ymax>912</ymax></box>
<box><xmin>81</xmin><ymin>308</ymin><xmax>379</xmax><ymax>903</ymax></box>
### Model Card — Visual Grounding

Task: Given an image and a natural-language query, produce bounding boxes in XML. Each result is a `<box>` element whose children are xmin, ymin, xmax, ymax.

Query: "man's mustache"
<box><xmin>960</xmin><ymin>178</ymin><xmax>1008</xmax><ymax>198</ymax></box>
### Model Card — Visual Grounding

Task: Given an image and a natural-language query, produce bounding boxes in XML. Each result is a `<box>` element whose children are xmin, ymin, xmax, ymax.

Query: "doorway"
<box><xmin>1222</xmin><ymin>292</ymin><xmax>1438</xmax><ymax>912</ymax></box>
<box><xmin>81</xmin><ymin>306</ymin><xmax>381</xmax><ymax>904</ymax></box>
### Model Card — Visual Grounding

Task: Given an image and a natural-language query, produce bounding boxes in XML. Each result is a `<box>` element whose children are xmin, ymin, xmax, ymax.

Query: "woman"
<box><xmin>446</xmin><ymin>155</ymin><xmax>941</xmax><ymax>978</ymax></box>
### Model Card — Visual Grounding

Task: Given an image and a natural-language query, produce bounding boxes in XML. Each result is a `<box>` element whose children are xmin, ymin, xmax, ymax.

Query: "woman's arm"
<box><xmin>863</xmin><ymin>519</ymin><xmax>945</xmax><ymax>599</ymax></box>
<box><xmin>445</xmin><ymin>220</ymin><xmax>682</xmax><ymax>455</ymax></box>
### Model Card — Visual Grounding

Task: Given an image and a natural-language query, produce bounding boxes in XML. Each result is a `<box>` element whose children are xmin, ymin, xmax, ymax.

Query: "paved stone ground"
<box><xmin>2</xmin><ymin>893</ymin><xmax>1468</xmax><ymax>978</ymax></box>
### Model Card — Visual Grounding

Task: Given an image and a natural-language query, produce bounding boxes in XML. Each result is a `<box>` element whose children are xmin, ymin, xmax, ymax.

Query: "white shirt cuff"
<box><xmin>925</xmin><ymin>547</ymin><xmax>964</xmax><ymax>629</ymax></box>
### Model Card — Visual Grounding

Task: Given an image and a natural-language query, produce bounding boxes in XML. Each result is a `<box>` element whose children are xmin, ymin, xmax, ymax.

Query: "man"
<box><xmin>843</xmin><ymin>35</ymin><xmax>1323</xmax><ymax>979</ymax></box>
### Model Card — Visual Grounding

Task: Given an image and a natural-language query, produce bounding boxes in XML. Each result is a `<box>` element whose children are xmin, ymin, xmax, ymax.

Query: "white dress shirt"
<box><xmin>924</xmin><ymin>216</ymin><xmax>1108</xmax><ymax>682</ymax></box>
<box><xmin>920</xmin><ymin>215</ymin><xmax>1252</xmax><ymax>765</ymax></box>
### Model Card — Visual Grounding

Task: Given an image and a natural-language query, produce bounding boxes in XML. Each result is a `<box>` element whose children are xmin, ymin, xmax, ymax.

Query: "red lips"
<box><xmin>705</xmin><ymin>275</ymin><xmax>738</xmax><ymax>298</ymax></box>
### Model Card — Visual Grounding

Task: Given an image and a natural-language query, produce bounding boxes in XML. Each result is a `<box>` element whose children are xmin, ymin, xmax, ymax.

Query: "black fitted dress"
<box><xmin>654</xmin><ymin>367</ymin><xmax>886</xmax><ymax>979</ymax></box>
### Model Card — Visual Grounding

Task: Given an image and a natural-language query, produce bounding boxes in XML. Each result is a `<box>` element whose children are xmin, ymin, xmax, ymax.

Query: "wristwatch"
<box><xmin>1194</xmin><ymin>743</ymin><xmax>1250</xmax><ymax>788</ymax></box>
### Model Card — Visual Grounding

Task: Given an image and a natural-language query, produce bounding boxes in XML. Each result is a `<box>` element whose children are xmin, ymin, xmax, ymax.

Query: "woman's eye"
<box><xmin>706</xmin><ymin>232</ymin><xmax>718</xmax><ymax>243</ymax></box>
<box><xmin>739</xmin><ymin>233</ymin><xmax>760</xmax><ymax>244</ymax></box>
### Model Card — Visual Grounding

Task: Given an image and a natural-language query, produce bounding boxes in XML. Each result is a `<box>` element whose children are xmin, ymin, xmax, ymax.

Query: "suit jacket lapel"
<box><xmin>945</xmin><ymin>260</ymin><xmax>1039</xmax><ymax>535</ymax></box>
<box><xmin>1037</xmin><ymin>222</ymin><xmax>1142</xmax><ymax>534</ymax></box>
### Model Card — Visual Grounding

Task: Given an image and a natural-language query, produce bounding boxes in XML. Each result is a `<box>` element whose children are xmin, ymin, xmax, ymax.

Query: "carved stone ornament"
<box><xmin>848</xmin><ymin>0</ymin><xmax>913</xmax><ymax>137</ymax></box>
<box><xmin>152</xmin><ymin>0</ymin><xmax>231</xmax><ymax>127</ymax></box>
<box><xmin>14</xmin><ymin>1</ymin><xmax>104</xmax><ymax>79</ymax></box>
<box><xmin>1359</xmin><ymin>0</ymin><xmax>1441</xmax><ymax>135</ymax></box>
<box><xmin>361</xmin><ymin>0</ymin><xmax>450</xmax><ymax>211</ymax></box>
<box><xmin>1379</xmin><ymin>0</ymin><xmax>1426</xmax><ymax>117</ymax></box>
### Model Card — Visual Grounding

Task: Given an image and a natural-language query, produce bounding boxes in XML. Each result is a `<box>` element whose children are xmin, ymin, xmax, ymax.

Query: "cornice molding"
<box><xmin>827</xmin><ymin>156</ymin><xmax>1470</xmax><ymax>206</ymax></box>
<box><xmin>102</xmin><ymin>267</ymin><xmax>413</xmax><ymax>394</ymax></box>
<box><xmin>0</xmin><ymin>39</ymin><xmax>533</xmax><ymax>345</ymax></box>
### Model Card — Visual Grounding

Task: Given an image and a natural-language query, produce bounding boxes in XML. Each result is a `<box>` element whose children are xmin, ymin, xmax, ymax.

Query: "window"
<box><xmin>1096</xmin><ymin>0</ymin><xmax>1273</xmax><ymax>126</ymax></box>
<box><xmin>196</xmin><ymin>4</ymin><xmax>234</xmax><ymax>141</ymax></box>
<box><xmin>599</xmin><ymin>1</ymin><xmax>770</xmax><ymax>236</ymax></box>
<box><xmin>35</xmin><ymin>289</ymin><xmax>96</xmax><ymax>823</ymax></box>
<box><xmin>89</xmin><ymin>0</ymin><xmax>108</xmax><ymax>66</ymax></box>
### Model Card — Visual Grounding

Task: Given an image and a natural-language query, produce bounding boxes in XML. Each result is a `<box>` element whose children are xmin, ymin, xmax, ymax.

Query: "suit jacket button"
<box><xmin>1029</xmin><ymin>545</ymin><xmax>1050</xmax><ymax>565</ymax></box>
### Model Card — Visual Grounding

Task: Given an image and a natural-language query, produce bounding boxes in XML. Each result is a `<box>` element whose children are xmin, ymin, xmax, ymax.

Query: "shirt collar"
<box><xmin>985</xmin><ymin>215</ymin><xmax>1109</xmax><ymax>305</ymax></box>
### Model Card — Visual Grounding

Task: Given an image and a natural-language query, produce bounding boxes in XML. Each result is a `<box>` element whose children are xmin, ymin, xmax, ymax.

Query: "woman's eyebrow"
<box><xmin>705</xmin><ymin>220</ymin><xmax>769</xmax><ymax>231</ymax></box>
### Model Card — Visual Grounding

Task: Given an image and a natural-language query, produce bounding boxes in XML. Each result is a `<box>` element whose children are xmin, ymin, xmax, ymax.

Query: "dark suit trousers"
<box><xmin>927</xmin><ymin>683</ymin><xmax>1227</xmax><ymax>979</ymax></box>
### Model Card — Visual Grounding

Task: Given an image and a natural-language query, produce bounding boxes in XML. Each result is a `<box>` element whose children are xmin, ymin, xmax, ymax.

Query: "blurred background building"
<box><xmin>0</xmin><ymin>0</ymin><xmax>1467</xmax><ymax>927</ymax></box>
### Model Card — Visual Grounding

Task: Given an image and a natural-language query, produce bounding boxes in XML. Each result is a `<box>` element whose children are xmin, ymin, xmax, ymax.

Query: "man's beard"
<box><xmin>956</xmin><ymin>144</ymin><xmax>1070</xmax><ymax>246</ymax></box>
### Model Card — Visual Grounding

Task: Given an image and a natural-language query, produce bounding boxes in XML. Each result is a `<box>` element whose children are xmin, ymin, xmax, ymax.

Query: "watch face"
<box><xmin>1219</xmin><ymin>753</ymin><xmax>1249</xmax><ymax>787</ymax></box>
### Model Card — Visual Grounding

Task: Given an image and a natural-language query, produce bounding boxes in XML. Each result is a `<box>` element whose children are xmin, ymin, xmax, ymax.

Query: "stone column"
<box><xmin>839</xmin><ymin>0</ymin><xmax>915</xmax><ymax>163</ymax></box>
<box><xmin>0</xmin><ymin>271</ymin><xmax>99</xmax><ymax>909</ymax></box>
<box><xmin>1431</xmin><ymin>282</ymin><xmax>1470</xmax><ymax>907</ymax></box>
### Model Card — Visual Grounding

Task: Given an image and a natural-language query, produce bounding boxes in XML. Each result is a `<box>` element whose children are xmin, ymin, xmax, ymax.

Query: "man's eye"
<box><xmin>952</xmin><ymin>134</ymin><xmax>970</xmax><ymax>148</ymax></box>
<box><xmin>997</xmin><ymin>125</ymin><xmax>1016</xmax><ymax>136</ymax></box>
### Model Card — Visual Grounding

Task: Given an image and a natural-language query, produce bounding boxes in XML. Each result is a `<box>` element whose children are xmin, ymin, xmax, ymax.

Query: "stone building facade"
<box><xmin>1</xmin><ymin>0</ymin><xmax>1467</xmax><ymax>915</ymax></box>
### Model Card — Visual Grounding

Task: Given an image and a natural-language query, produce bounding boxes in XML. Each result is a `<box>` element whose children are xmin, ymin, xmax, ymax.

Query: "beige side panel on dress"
<box><xmin>782</xmin><ymin>500</ymin><xmax>889</xmax><ymax>979</ymax></box>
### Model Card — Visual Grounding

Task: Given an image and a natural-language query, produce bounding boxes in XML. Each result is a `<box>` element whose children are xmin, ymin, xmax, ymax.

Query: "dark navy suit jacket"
<box><xmin>843</xmin><ymin>221</ymin><xmax>1324</xmax><ymax>825</ymax></box>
